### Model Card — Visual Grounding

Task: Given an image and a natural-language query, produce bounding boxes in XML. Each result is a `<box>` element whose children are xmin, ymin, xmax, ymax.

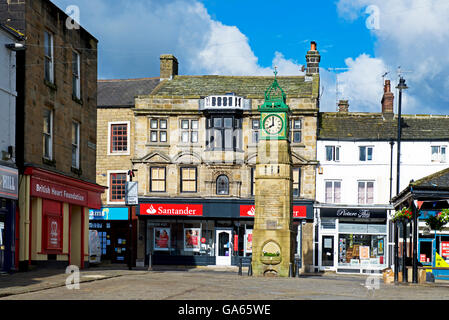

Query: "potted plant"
<box><xmin>392</xmin><ymin>207</ymin><xmax>413</xmax><ymax>223</ymax></box>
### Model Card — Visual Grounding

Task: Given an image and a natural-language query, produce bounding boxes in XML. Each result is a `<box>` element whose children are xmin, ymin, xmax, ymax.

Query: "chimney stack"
<box><xmin>160</xmin><ymin>54</ymin><xmax>178</xmax><ymax>81</ymax></box>
<box><xmin>381</xmin><ymin>80</ymin><xmax>394</xmax><ymax>114</ymax></box>
<box><xmin>305</xmin><ymin>41</ymin><xmax>320</xmax><ymax>75</ymax></box>
<box><xmin>338</xmin><ymin>100</ymin><xmax>349</xmax><ymax>113</ymax></box>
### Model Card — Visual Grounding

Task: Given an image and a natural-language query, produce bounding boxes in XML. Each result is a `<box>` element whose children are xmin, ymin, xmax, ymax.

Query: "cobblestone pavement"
<box><xmin>1</xmin><ymin>265</ymin><xmax>449</xmax><ymax>300</ymax></box>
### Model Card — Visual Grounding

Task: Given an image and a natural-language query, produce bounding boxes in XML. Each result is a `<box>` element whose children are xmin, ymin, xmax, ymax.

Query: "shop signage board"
<box><xmin>0</xmin><ymin>165</ymin><xmax>18</xmax><ymax>200</ymax></box>
<box><xmin>89</xmin><ymin>207</ymin><xmax>129</xmax><ymax>220</ymax></box>
<box><xmin>140</xmin><ymin>203</ymin><xmax>203</xmax><ymax>216</ymax></box>
<box><xmin>239</xmin><ymin>205</ymin><xmax>307</xmax><ymax>218</ymax></box>
<box><xmin>321</xmin><ymin>208</ymin><xmax>387</xmax><ymax>219</ymax></box>
<box><xmin>30</xmin><ymin>177</ymin><xmax>87</xmax><ymax>206</ymax></box>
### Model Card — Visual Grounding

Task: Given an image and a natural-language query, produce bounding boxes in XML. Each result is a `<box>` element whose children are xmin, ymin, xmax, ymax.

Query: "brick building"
<box><xmin>95</xmin><ymin>43</ymin><xmax>321</xmax><ymax>271</ymax></box>
<box><xmin>0</xmin><ymin>0</ymin><xmax>105</xmax><ymax>271</ymax></box>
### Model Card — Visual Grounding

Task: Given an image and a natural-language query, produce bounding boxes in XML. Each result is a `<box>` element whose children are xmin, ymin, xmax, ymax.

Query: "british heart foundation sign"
<box><xmin>140</xmin><ymin>203</ymin><xmax>203</xmax><ymax>216</ymax></box>
<box><xmin>240</xmin><ymin>205</ymin><xmax>307</xmax><ymax>218</ymax></box>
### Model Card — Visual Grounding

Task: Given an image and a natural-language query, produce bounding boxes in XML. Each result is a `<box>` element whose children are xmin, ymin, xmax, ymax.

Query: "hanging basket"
<box><xmin>392</xmin><ymin>207</ymin><xmax>413</xmax><ymax>223</ymax></box>
<box><xmin>425</xmin><ymin>209</ymin><xmax>449</xmax><ymax>231</ymax></box>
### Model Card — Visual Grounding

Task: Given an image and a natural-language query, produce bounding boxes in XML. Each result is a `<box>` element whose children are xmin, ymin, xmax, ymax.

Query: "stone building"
<box><xmin>0</xmin><ymin>0</ymin><xmax>105</xmax><ymax>271</ymax></box>
<box><xmin>93</xmin><ymin>77</ymin><xmax>159</xmax><ymax>264</ymax></box>
<box><xmin>128</xmin><ymin>44</ymin><xmax>320</xmax><ymax>271</ymax></box>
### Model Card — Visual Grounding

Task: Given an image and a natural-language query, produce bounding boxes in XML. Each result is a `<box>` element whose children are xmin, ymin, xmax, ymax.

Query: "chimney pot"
<box><xmin>305</xmin><ymin>41</ymin><xmax>320</xmax><ymax>75</ymax></box>
<box><xmin>311</xmin><ymin>41</ymin><xmax>317</xmax><ymax>51</ymax></box>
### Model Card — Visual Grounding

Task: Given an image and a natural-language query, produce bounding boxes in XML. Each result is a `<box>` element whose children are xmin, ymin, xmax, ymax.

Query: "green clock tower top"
<box><xmin>259</xmin><ymin>68</ymin><xmax>289</xmax><ymax>112</ymax></box>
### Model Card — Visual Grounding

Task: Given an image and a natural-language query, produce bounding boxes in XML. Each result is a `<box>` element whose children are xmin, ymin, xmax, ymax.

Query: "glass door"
<box><xmin>215</xmin><ymin>229</ymin><xmax>232</xmax><ymax>266</ymax></box>
<box><xmin>322</xmin><ymin>235</ymin><xmax>335</xmax><ymax>267</ymax></box>
<box><xmin>418</xmin><ymin>239</ymin><xmax>434</xmax><ymax>266</ymax></box>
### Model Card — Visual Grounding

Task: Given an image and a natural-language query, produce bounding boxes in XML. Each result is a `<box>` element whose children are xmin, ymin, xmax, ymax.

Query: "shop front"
<box><xmin>417</xmin><ymin>209</ymin><xmax>449</xmax><ymax>279</ymax></box>
<box><xmin>18</xmin><ymin>167</ymin><xmax>105</xmax><ymax>271</ymax></box>
<box><xmin>315</xmin><ymin>206</ymin><xmax>390</xmax><ymax>274</ymax></box>
<box><xmin>89</xmin><ymin>207</ymin><xmax>131</xmax><ymax>264</ymax></box>
<box><xmin>138</xmin><ymin>199</ymin><xmax>313</xmax><ymax>266</ymax></box>
<box><xmin>0</xmin><ymin>164</ymin><xmax>19</xmax><ymax>272</ymax></box>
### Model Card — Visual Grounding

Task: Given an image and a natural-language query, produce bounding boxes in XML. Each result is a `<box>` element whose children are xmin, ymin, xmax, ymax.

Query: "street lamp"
<box><xmin>395</xmin><ymin>76</ymin><xmax>408</xmax><ymax>283</ymax></box>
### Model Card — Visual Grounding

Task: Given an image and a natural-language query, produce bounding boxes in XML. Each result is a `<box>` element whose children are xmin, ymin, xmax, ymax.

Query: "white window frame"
<box><xmin>107</xmin><ymin>121</ymin><xmax>130</xmax><ymax>156</ymax></box>
<box><xmin>106</xmin><ymin>170</ymin><xmax>129</xmax><ymax>204</ymax></box>
<box><xmin>358</xmin><ymin>180</ymin><xmax>375</xmax><ymax>205</ymax></box>
<box><xmin>72</xmin><ymin>50</ymin><xmax>81</xmax><ymax>99</ymax></box>
<box><xmin>44</xmin><ymin>31</ymin><xmax>54</xmax><ymax>83</ymax></box>
<box><xmin>179</xmin><ymin>119</ymin><xmax>199</xmax><ymax>144</ymax></box>
<box><xmin>325</xmin><ymin>145</ymin><xmax>340</xmax><ymax>162</ymax></box>
<box><xmin>325</xmin><ymin>180</ymin><xmax>341</xmax><ymax>204</ymax></box>
<box><xmin>43</xmin><ymin>108</ymin><xmax>53</xmax><ymax>160</ymax></box>
<box><xmin>431</xmin><ymin>145</ymin><xmax>447</xmax><ymax>163</ymax></box>
<box><xmin>71</xmin><ymin>121</ymin><xmax>80</xmax><ymax>169</ymax></box>
<box><xmin>359</xmin><ymin>146</ymin><xmax>373</xmax><ymax>162</ymax></box>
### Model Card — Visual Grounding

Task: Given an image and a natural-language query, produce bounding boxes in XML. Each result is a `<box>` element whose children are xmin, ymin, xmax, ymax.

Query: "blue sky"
<box><xmin>52</xmin><ymin>0</ymin><xmax>449</xmax><ymax>115</ymax></box>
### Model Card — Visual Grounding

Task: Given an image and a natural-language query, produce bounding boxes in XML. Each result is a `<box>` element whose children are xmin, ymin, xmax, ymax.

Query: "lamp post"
<box><xmin>396</xmin><ymin>76</ymin><xmax>408</xmax><ymax>283</ymax></box>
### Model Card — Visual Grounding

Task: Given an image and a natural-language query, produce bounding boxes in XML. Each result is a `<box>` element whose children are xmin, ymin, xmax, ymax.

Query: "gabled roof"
<box><xmin>97</xmin><ymin>77</ymin><xmax>160</xmax><ymax>107</ymax></box>
<box><xmin>150</xmin><ymin>75</ymin><xmax>317</xmax><ymax>98</ymax></box>
<box><xmin>319</xmin><ymin>112</ymin><xmax>449</xmax><ymax>141</ymax></box>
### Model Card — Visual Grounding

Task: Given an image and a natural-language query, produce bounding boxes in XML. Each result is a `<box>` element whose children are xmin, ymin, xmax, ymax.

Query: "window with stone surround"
<box><xmin>44</xmin><ymin>31</ymin><xmax>54</xmax><ymax>83</ymax></box>
<box><xmin>110</xmin><ymin>123</ymin><xmax>128</xmax><ymax>154</ymax></box>
<box><xmin>206</xmin><ymin>115</ymin><xmax>242</xmax><ymax>151</ymax></box>
<box><xmin>251</xmin><ymin>168</ymin><xmax>255</xmax><ymax>196</ymax></box>
<box><xmin>180</xmin><ymin>167</ymin><xmax>197</xmax><ymax>193</ymax></box>
<box><xmin>150</xmin><ymin>167</ymin><xmax>166</xmax><ymax>192</ymax></box>
<box><xmin>180</xmin><ymin>119</ymin><xmax>199</xmax><ymax>144</ymax></box>
<box><xmin>109</xmin><ymin>172</ymin><xmax>127</xmax><ymax>202</ymax></box>
<box><xmin>251</xmin><ymin>119</ymin><xmax>260</xmax><ymax>144</ymax></box>
<box><xmin>72</xmin><ymin>51</ymin><xmax>81</xmax><ymax>99</ymax></box>
<box><xmin>293</xmin><ymin>168</ymin><xmax>301</xmax><ymax>197</ymax></box>
<box><xmin>291</xmin><ymin>118</ymin><xmax>302</xmax><ymax>143</ymax></box>
<box><xmin>149</xmin><ymin>118</ymin><xmax>168</xmax><ymax>143</ymax></box>
<box><xmin>71</xmin><ymin>121</ymin><xmax>80</xmax><ymax>169</ymax></box>
<box><xmin>43</xmin><ymin>108</ymin><xmax>53</xmax><ymax>160</ymax></box>
<box><xmin>216</xmin><ymin>175</ymin><xmax>229</xmax><ymax>195</ymax></box>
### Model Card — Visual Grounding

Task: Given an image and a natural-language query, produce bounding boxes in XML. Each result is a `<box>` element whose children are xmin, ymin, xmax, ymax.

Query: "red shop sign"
<box><xmin>239</xmin><ymin>205</ymin><xmax>307</xmax><ymax>218</ymax></box>
<box><xmin>140</xmin><ymin>203</ymin><xmax>203</xmax><ymax>216</ymax></box>
<box><xmin>30</xmin><ymin>177</ymin><xmax>87</xmax><ymax>206</ymax></box>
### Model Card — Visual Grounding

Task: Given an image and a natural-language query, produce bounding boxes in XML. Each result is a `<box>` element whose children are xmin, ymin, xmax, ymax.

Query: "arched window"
<box><xmin>216</xmin><ymin>175</ymin><xmax>229</xmax><ymax>195</ymax></box>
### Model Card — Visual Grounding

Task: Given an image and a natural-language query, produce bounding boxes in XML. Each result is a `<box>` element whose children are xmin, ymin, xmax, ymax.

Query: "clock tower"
<box><xmin>252</xmin><ymin>70</ymin><xmax>294</xmax><ymax>277</ymax></box>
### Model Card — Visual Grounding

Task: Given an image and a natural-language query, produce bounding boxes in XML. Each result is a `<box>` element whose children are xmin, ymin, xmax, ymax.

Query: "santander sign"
<box><xmin>140</xmin><ymin>203</ymin><xmax>203</xmax><ymax>216</ymax></box>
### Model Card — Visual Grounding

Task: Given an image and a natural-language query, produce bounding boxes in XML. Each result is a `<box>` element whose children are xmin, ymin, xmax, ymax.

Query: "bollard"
<box><xmin>148</xmin><ymin>253</ymin><xmax>153</xmax><ymax>271</ymax></box>
<box><xmin>238</xmin><ymin>259</ymin><xmax>242</xmax><ymax>276</ymax></box>
<box><xmin>288</xmin><ymin>263</ymin><xmax>293</xmax><ymax>277</ymax></box>
<box><xmin>248</xmin><ymin>263</ymin><xmax>253</xmax><ymax>276</ymax></box>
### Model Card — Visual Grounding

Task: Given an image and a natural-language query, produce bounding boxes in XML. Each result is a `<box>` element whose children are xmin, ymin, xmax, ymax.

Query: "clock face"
<box><xmin>263</xmin><ymin>115</ymin><xmax>283</xmax><ymax>135</ymax></box>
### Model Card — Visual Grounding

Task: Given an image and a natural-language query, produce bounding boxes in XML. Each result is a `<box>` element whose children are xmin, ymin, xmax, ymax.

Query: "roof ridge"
<box><xmin>98</xmin><ymin>77</ymin><xmax>159</xmax><ymax>82</ymax></box>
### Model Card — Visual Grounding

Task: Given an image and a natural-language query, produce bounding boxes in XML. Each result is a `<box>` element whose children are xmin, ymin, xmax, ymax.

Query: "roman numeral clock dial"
<box><xmin>263</xmin><ymin>115</ymin><xmax>283</xmax><ymax>135</ymax></box>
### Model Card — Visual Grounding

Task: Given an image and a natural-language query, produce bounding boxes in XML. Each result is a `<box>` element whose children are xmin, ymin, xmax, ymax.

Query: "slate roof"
<box><xmin>150</xmin><ymin>75</ymin><xmax>316</xmax><ymax>98</ymax></box>
<box><xmin>98</xmin><ymin>78</ymin><xmax>160</xmax><ymax>107</ymax></box>
<box><xmin>411</xmin><ymin>167</ymin><xmax>449</xmax><ymax>189</ymax></box>
<box><xmin>319</xmin><ymin>112</ymin><xmax>449</xmax><ymax>141</ymax></box>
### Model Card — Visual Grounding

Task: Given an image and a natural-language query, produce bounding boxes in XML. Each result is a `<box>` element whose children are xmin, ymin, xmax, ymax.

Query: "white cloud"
<box><xmin>335</xmin><ymin>0</ymin><xmax>449</xmax><ymax>114</ymax></box>
<box><xmin>53</xmin><ymin>0</ymin><xmax>304</xmax><ymax>79</ymax></box>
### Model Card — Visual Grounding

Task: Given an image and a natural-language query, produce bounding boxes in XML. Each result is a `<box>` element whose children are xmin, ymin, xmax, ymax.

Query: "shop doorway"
<box><xmin>215</xmin><ymin>229</ymin><xmax>232</xmax><ymax>266</ymax></box>
<box><xmin>418</xmin><ymin>238</ymin><xmax>434</xmax><ymax>266</ymax></box>
<box><xmin>321</xmin><ymin>235</ymin><xmax>335</xmax><ymax>267</ymax></box>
